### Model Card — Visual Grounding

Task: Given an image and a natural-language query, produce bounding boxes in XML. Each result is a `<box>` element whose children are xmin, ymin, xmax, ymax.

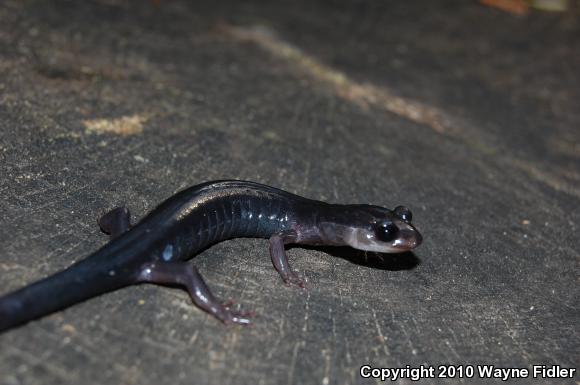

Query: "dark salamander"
<box><xmin>0</xmin><ymin>180</ymin><xmax>422</xmax><ymax>332</ymax></box>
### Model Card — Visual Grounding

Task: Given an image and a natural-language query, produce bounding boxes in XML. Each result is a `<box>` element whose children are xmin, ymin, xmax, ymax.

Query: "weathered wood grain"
<box><xmin>0</xmin><ymin>1</ymin><xmax>578</xmax><ymax>384</ymax></box>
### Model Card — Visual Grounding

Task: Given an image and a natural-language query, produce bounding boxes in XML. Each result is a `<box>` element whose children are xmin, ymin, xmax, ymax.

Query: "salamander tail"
<box><xmin>0</xmin><ymin>251</ymin><xmax>136</xmax><ymax>333</ymax></box>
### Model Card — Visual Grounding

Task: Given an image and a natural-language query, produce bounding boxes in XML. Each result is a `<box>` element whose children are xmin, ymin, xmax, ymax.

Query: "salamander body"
<box><xmin>0</xmin><ymin>180</ymin><xmax>422</xmax><ymax>332</ymax></box>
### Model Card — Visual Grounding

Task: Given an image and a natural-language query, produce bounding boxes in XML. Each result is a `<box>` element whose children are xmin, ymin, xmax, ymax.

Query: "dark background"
<box><xmin>0</xmin><ymin>1</ymin><xmax>578</xmax><ymax>384</ymax></box>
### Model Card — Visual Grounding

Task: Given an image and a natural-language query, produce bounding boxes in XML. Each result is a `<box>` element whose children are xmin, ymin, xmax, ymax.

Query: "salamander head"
<box><xmin>343</xmin><ymin>205</ymin><xmax>422</xmax><ymax>253</ymax></box>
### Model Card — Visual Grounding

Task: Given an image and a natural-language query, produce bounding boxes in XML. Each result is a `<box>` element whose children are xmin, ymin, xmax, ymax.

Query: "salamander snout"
<box><xmin>393</xmin><ymin>206</ymin><xmax>422</xmax><ymax>249</ymax></box>
<box><xmin>394</xmin><ymin>226</ymin><xmax>422</xmax><ymax>249</ymax></box>
<box><xmin>343</xmin><ymin>205</ymin><xmax>423</xmax><ymax>254</ymax></box>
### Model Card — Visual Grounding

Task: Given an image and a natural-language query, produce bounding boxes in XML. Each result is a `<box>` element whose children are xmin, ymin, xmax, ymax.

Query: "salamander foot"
<box><xmin>138</xmin><ymin>261</ymin><xmax>254</xmax><ymax>326</ymax></box>
<box><xmin>283</xmin><ymin>272</ymin><xmax>306</xmax><ymax>289</ymax></box>
<box><xmin>269</xmin><ymin>231</ymin><xmax>306</xmax><ymax>289</ymax></box>
<box><xmin>98</xmin><ymin>206</ymin><xmax>131</xmax><ymax>239</ymax></box>
<box><xmin>218</xmin><ymin>304</ymin><xmax>254</xmax><ymax>326</ymax></box>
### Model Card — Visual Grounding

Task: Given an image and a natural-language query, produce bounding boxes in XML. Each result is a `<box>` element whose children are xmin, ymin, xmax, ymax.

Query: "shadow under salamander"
<box><xmin>288</xmin><ymin>245</ymin><xmax>421</xmax><ymax>271</ymax></box>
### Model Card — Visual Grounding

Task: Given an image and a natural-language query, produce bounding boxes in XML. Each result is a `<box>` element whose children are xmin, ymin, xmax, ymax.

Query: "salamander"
<box><xmin>0</xmin><ymin>180</ymin><xmax>422</xmax><ymax>332</ymax></box>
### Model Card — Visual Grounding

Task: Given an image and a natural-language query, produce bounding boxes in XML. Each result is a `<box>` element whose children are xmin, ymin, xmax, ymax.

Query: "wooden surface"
<box><xmin>0</xmin><ymin>1</ymin><xmax>578</xmax><ymax>384</ymax></box>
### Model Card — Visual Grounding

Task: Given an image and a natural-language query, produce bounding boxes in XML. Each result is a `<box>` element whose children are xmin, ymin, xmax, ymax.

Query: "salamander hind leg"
<box><xmin>269</xmin><ymin>231</ymin><xmax>306</xmax><ymax>288</ymax></box>
<box><xmin>98</xmin><ymin>206</ymin><xmax>132</xmax><ymax>239</ymax></box>
<box><xmin>138</xmin><ymin>262</ymin><xmax>253</xmax><ymax>325</ymax></box>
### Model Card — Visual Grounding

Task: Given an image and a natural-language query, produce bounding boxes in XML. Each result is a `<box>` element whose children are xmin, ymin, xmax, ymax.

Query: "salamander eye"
<box><xmin>394</xmin><ymin>206</ymin><xmax>412</xmax><ymax>223</ymax></box>
<box><xmin>375</xmin><ymin>222</ymin><xmax>398</xmax><ymax>242</ymax></box>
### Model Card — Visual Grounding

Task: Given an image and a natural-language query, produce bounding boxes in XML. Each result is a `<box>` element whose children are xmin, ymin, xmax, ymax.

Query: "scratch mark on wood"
<box><xmin>321</xmin><ymin>348</ymin><xmax>331</xmax><ymax>385</ymax></box>
<box><xmin>372</xmin><ymin>309</ymin><xmax>390</xmax><ymax>358</ymax></box>
<box><xmin>287</xmin><ymin>341</ymin><xmax>302</xmax><ymax>385</ymax></box>
<box><xmin>5</xmin><ymin>346</ymin><xmax>74</xmax><ymax>382</ymax></box>
<box><xmin>302</xmin><ymin>290</ymin><xmax>310</xmax><ymax>333</ymax></box>
<box><xmin>500</xmin><ymin>314</ymin><xmax>532</xmax><ymax>363</ymax></box>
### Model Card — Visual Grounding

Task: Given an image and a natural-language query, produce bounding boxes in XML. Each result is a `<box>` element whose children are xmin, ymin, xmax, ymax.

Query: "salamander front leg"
<box><xmin>98</xmin><ymin>206</ymin><xmax>132</xmax><ymax>239</ymax></box>
<box><xmin>269</xmin><ymin>231</ymin><xmax>306</xmax><ymax>288</ymax></box>
<box><xmin>138</xmin><ymin>262</ymin><xmax>253</xmax><ymax>325</ymax></box>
